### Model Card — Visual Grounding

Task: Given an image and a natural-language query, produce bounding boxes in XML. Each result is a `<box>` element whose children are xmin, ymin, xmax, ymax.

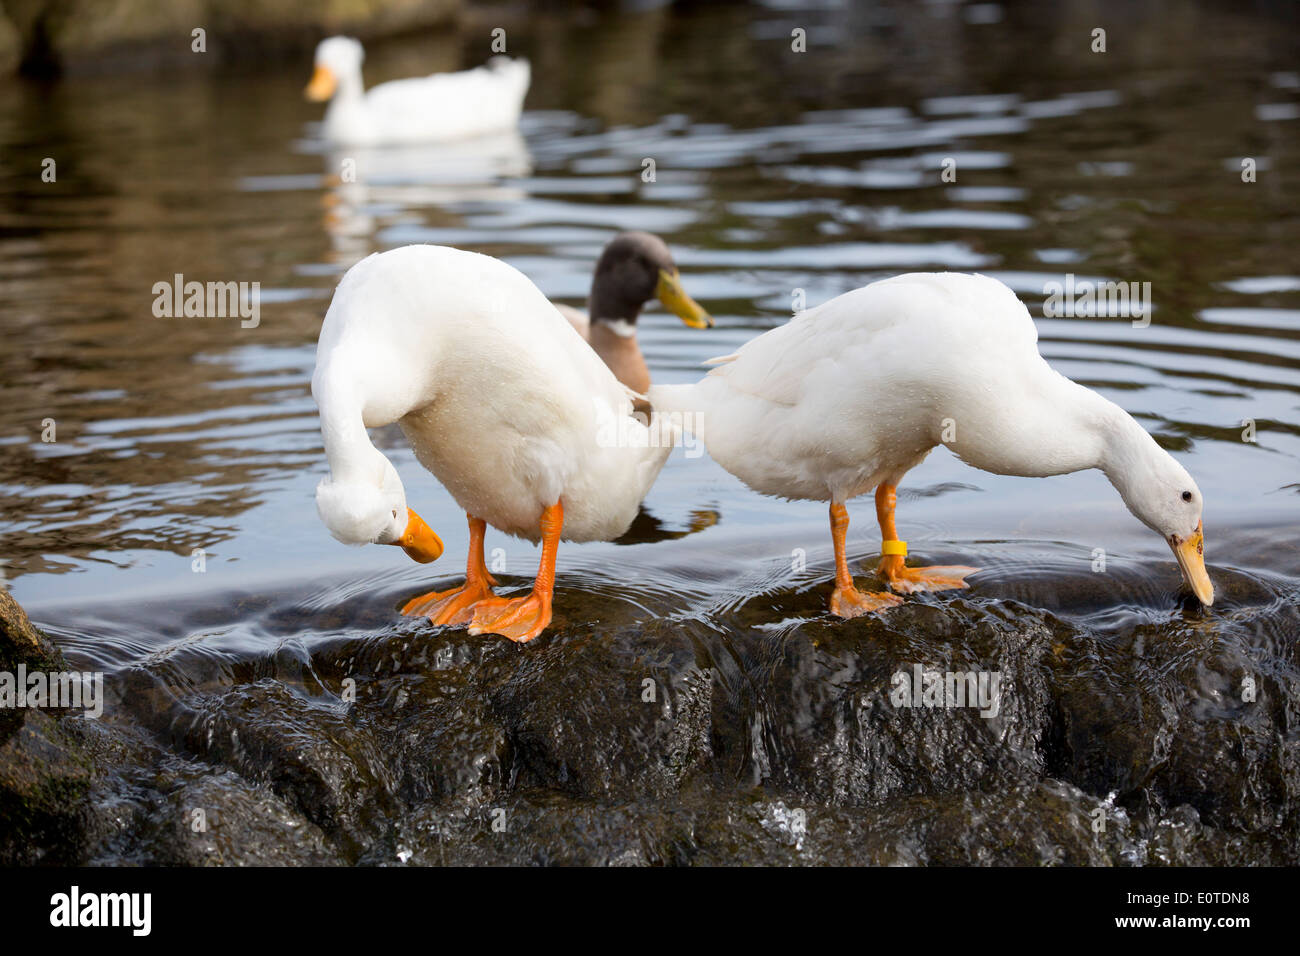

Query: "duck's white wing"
<box><xmin>553</xmin><ymin>303</ymin><xmax>590</xmax><ymax>341</ymax></box>
<box><xmin>647</xmin><ymin>272</ymin><xmax>1046</xmax><ymax>502</ymax></box>
<box><xmin>704</xmin><ymin>271</ymin><xmax>1040</xmax><ymax>407</ymax></box>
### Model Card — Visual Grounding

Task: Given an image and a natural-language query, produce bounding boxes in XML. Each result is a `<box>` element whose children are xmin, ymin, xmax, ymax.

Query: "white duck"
<box><xmin>650</xmin><ymin>272</ymin><xmax>1213</xmax><ymax>616</ymax></box>
<box><xmin>312</xmin><ymin>245</ymin><xmax>674</xmax><ymax>641</ymax></box>
<box><xmin>304</xmin><ymin>37</ymin><xmax>530</xmax><ymax>146</ymax></box>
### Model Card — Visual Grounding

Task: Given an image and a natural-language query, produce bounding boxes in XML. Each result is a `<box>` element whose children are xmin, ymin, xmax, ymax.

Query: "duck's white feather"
<box><xmin>314</xmin><ymin>245</ymin><xmax>671</xmax><ymax>544</ymax></box>
<box><xmin>650</xmin><ymin>272</ymin><xmax>1202</xmax><ymax>546</ymax></box>
<box><xmin>553</xmin><ymin>303</ymin><xmax>590</xmax><ymax>340</ymax></box>
<box><xmin>321</xmin><ymin>50</ymin><xmax>530</xmax><ymax>146</ymax></box>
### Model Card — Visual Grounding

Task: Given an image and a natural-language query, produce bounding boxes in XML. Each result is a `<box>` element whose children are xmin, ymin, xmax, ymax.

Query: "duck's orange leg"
<box><xmin>874</xmin><ymin>484</ymin><xmax>977</xmax><ymax>594</ymax></box>
<box><xmin>402</xmin><ymin>515</ymin><xmax>497</xmax><ymax>626</ymax></box>
<box><xmin>467</xmin><ymin>500</ymin><xmax>563</xmax><ymax>643</ymax></box>
<box><xmin>829</xmin><ymin>501</ymin><xmax>903</xmax><ymax>617</ymax></box>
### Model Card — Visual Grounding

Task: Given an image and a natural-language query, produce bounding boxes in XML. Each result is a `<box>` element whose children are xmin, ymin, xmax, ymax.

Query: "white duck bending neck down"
<box><xmin>313</xmin><ymin>245</ymin><xmax>675</xmax><ymax>642</ymax></box>
<box><xmin>304</xmin><ymin>36</ymin><xmax>530</xmax><ymax>146</ymax></box>
<box><xmin>650</xmin><ymin>272</ymin><xmax>1213</xmax><ymax>616</ymax></box>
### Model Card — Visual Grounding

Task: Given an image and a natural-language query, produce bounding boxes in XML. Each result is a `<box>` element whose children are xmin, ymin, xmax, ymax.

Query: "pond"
<box><xmin>0</xmin><ymin>1</ymin><xmax>1297</xmax><ymax>864</ymax></box>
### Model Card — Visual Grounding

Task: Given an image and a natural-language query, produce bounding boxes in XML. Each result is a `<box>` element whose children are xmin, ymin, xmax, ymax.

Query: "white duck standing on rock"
<box><xmin>650</xmin><ymin>272</ymin><xmax>1214</xmax><ymax>616</ymax></box>
<box><xmin>305</xmin><ymin>36</ymin><xmax>531</xmax><ymax>145</ymax></box>
<box><xmin>312</xmin><ymin>245</ymin><xmax>676</xmax><ymax>642</ymax></box>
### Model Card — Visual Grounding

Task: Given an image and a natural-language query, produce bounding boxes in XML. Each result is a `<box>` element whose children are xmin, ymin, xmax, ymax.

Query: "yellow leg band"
<box><xmin>881</xmin><ymin>539</ymin><xmax>908</xmax><ymax>556</ymax></box>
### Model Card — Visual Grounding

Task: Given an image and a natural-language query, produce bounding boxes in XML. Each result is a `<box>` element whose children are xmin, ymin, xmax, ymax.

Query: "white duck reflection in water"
<box><xmin>315</xmin><ymin>131</ymin><xmax>533</xmax><ymax>257</ymax></box>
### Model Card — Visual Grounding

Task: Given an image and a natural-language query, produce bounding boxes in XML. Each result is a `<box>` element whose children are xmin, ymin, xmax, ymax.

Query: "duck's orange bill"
<box><xmin>305</xmin><ymin>65</ymin><xmax>337</xmax><ymax>101</ymax></box>
<box><xmin>389</xmin><ymin>508</ymin><xmax>443</xmax><ymax>564</ymax></box>
<box><xmin>1169</xmin><ymin>520</ymin><xmax>1213</xmax><ymax>606</ymax></box>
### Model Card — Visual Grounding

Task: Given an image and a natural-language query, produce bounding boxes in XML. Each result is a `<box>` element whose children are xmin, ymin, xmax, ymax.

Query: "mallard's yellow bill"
<box><xmin>656</xmin><ymin>268</ymin><xmax>713</xmax><ymax>329</ymax></box>
<box><xmin>389</xmin><ymin>508</ymin><xmax>443</xmax><ymax>564</ymax></box>
<box><xmin>305</xmin><ymin>65</ymin><xmax>337</xmax><ymax>102</ymax></box>
<box><xmin>1169</xmin><ymin>520</ymin><xmax>1213</xmax><ymax>606</ymax></box>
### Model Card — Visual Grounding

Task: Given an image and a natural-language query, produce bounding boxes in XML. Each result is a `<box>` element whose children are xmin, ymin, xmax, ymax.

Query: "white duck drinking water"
<box><xmin>312</xmin><ymin>245</ymin><xmax>675</xmax><ymax>642</ymax></box>
<box><xmin>650</xmin><ymin>272</ymin><xmax>1213</xmax><ymax>616</ymax></box>
<box><xmin>304</xmin><ymin>36</ymin><xmax>530</xmax><ymax>146</ymax></box>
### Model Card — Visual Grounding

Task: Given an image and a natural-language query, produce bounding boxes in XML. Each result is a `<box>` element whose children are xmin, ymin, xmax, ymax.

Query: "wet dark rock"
<box><xmin>1046</xmin><ymin>597</ymin><xmax>1300</xmax><ymax>844</ymax></box>
<box><xmin>144</xmin><ymin>769</ymin><xmax>336</xmax><ymax>866</ymax></box>
<box><xmin>485</xmin><ymin>618</ymin><xmax>714</xmax><ymax>802</ymax></box>
<box><xmin>711</xmin><ymin>600</ymin><xmax>1056</xmax><ymax>807</ymax></box>
<box><xmin>0</xmin><ymin>587</ymin><xmax>63</xmax><ymax>678</ymax></box>
<box><xmin>7</xmin><ymin>578</ymin><xmax>1300</xmax><ymax>865</ymax></box>
<box><xmin>0</xmin><ymin>710</ymin><xmax>94</xmax><ymax>864</ymax></box>
<box><xmin>0</xmin><ymin>589</ymin><xmax>95</xmax><ymax>864</ymax></box>
<box><xmin>159</xmin><ymin>679</ymin><xmax>401</xmax><ymax>859</ymax></box>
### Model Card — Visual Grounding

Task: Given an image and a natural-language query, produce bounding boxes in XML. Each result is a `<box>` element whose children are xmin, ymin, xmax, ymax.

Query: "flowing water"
<box><xmin>1</xmin><ymin>1</ymin><xmax>1298</xmax><ymax>864</ymax></box>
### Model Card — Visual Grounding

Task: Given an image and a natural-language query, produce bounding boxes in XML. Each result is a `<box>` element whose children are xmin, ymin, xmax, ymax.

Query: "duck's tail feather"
<box><xmin>486</xmin><ymin>56</ymin><xmax>531</xmax><ymax>103</ymax></box>
<box><xmin>647</xmin><ymin>383</ymin><xmax>703</xmax><ymax>438</ymax></box>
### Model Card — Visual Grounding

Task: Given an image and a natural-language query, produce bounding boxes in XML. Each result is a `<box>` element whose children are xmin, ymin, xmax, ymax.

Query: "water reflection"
<box><xmin>308</xmin><ymin>131</ymin><xmax>533</xmax><ymax>258</ymax></box>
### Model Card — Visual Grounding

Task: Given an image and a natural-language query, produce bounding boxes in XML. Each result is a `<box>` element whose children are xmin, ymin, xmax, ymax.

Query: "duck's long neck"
<box><xmin>314</xmin><ymin>363</ymin><xmax>388</xmax><ymax>485</ymax></box>
<box><xmin>953</xmin><ymin>371</ymin><xmax>1130</xmax><ymax>479</ymax></box>
<box><xmin>1096</xmin><ymin>399</ymin><xmax>1177</xmax><ymax>525</ymax></box>
<box><xmin>952</xmin><ymin>368</ymin><xmax>1176</xmax><ymax>533</ymax></box>
<box><xmin>324</xmin><ymin>68</ymin><xmax>367</xmax><ymax>124</ymax></box>
<box><xmin>337</xmin><ymin>66</ymin><xmax>365</xmax><ymax>101</ymax></box>
<box><xmin>587</xmin><ymin>274</ymin><xmax>651</xmax><ymax>394</ymax></box>
<box><xmin>588</xmin><ymin>320</ymin><xmax>650</xmax><ymax>395</ymax></box>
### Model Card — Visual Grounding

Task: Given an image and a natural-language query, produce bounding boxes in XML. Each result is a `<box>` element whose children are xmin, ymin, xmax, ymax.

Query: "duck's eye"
<box><xmin>392</xmin><ymin>509</ymin><xmax>398</xmax><ymax>518</ymax></box>
<box><xmin>1181</xmin><ymin>491</ymin><xmax>1193</xmax><ymax>502</ymax></box>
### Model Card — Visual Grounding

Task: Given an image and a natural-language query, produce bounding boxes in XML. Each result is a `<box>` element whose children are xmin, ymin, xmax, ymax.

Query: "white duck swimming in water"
<box><xmin>312</xmin><ymin>245</ymin><xmax>674</xmax><ymax>641</ymax></box>
<box><xmin>650</xmin><ymin>272</ymin><xmax>1213</xmax><ymax>616</ymax></box>
<box><xmin>304</xmin><ymin>37</ymin><xmax>530</xmax><ymax>146</ymax></box>
<box><xmin>553</xmin><ymin>232</ymin><xmax>713</xmax><ymax>396</ymax></box>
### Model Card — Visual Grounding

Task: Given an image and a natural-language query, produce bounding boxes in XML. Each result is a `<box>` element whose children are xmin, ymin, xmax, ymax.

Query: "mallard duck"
<box><xmin>553</xmin><ymin>232</ymin><xmax>713</xmax><ymax>395</ymax></box>
<box><xmin>304</xmin><ymin>37</ymin><xmax>530</xmax><ymax>146</ymax></box>
<box><xmin>650</xmin><ymin>272</ymin><xmax>1213</xmax><ymax>616</ymax></box>
<box><xmin>312</xmin><ymin>245</ymin><xmax>675</xmax><ymax>641</ymax></box>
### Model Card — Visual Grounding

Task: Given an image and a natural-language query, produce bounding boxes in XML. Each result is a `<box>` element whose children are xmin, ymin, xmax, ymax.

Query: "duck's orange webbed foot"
<box><xmin>466</xmin><ymin>500</ymin><xmax>563</xmax><ymax>644</ymax></box>
<box><xmin>401</xmin><ymin>515</ymin><xmax>496</xmax><ymax>627</ymax></box>
<box><xmin>467</xmin><ymin>591</ymin><xmax>552</xmax><ymax>643</ymax></box>
<box><xmin>876</xmin><ymin>554</ymin><xmax>978</xmax><ymax>595</ymax></box>
<box><xmin>827</xmin><ymin>501</ymin><xmax>904</xmax><ymax>619</ymax></box>
<box><xmin>402</xmin><ymin>574</ymin><xmax>496</xmax><ymax>626</ymax></box>
<box><xmin>829</xmin><ymin>583</ymin><xmax>904</xmax><ymax>618</ymax></box>
<box><xmin>872</xmin><ymin>485</ymin><xmax>977</xmax><ymax>595</ymax></box>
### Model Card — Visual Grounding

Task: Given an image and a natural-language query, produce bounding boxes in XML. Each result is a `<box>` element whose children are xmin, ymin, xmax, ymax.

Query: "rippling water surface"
<box><xmin>1</xmin><ymin>1</ymin><xmax>1298</xmax><ymax>864</ymax></box>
